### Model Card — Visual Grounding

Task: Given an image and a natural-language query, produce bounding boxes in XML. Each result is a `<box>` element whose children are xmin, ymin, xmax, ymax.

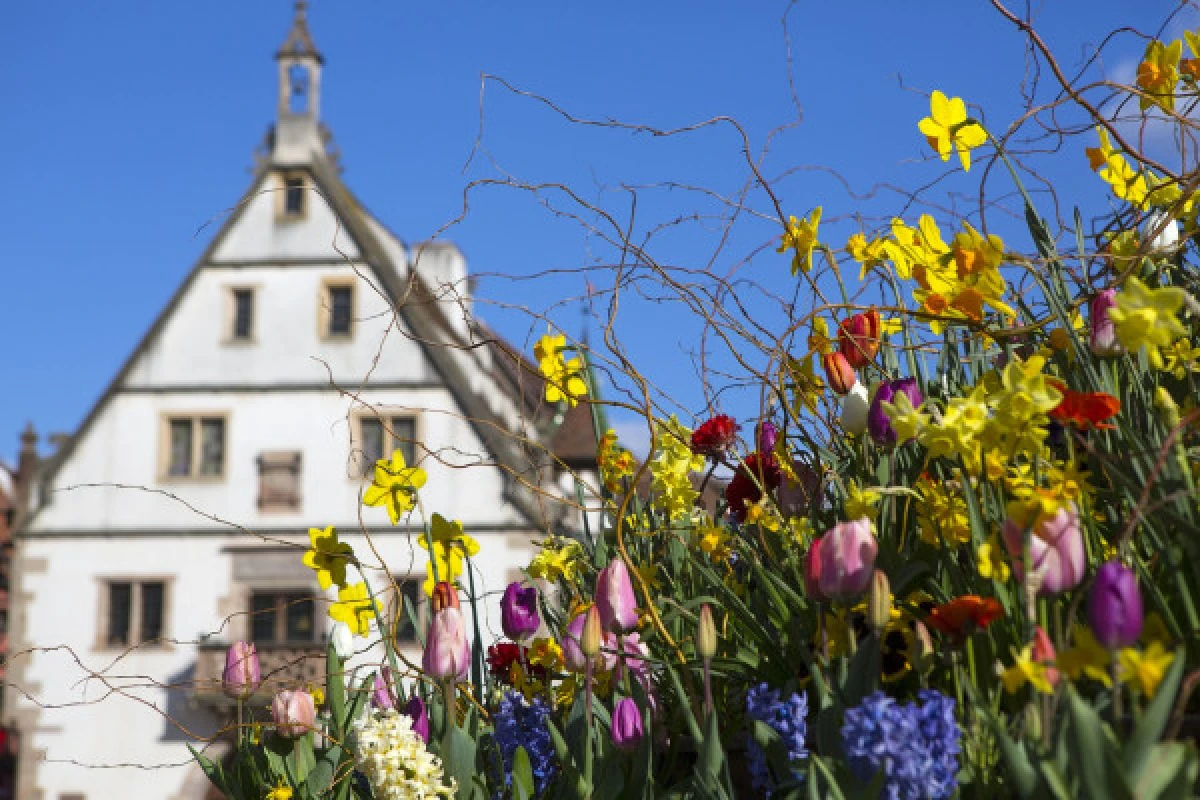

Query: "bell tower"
<box><xmin>273</xmin><ymin>0</ymin><xmax>324</xmax><ymax>164</ymax></box>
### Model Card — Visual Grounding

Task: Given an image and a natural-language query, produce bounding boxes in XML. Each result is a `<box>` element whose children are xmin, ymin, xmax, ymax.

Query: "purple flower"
<box><xmin>867</xmin><ymin>378</ymin><xmax>923</xmax><ymax>446</ymax></box>
<box><xmin>611</xmin><ymin>697</ymin><xmax>646</xmax><ymax>753</ymax></box>
<box><xmin>1089</xmin><ymin>560</ymin><xmax>1144</xmax><ymax>649</ymax></box>
<box><xmin>745</xmin><ymin>683</ymin><xmax>808</xmax><ymax>795</ymax></box>
<box><xmin>501</xmin><ymin>582</ymin><xmax>541</xmax><ymax>642</ymax></box>
<box><xmin>841</xmin><ymin>690</ymin><xmax>959</xmax><ymax>800</ymax></box>
<box><xmin>756</xmin><ymin>420</ymin><xmax>778</xmax><ymax>454</ymax></box>
<box><xmin>493</xmin><ymin>692</ymin><xmax>556</xmax><ymax>792</ymax></box>
<box><xmin>271</xmin><ymin>689</ymin><xmax>316</xmax><ymax>738</ymax></box>
<box><xmin>402</xmin><ymin>694</ymin><xmax>430</xmax><ymax>743</ymax></box>
<box><xmin>221</xmin><ymin>641</ymin><xmax>260</xmax><ymax>700</ymax></box>
<box><xmin>1090</xmin><ymin>289</ymin><xmax>1122</xmax><ymax>357</ymax></box>
<box><xmin>372</xmin><ymin>668</ymin><xmax>395</xmax><ymax>710</ymax></box>
<box><xmin>596</xmin><ymin>559</ymin><xmax>639</xmax><ymax>633</ymax></box>
<box><xmin>423</xmin><ymin>606</ymin><xmax>470</xmax><ymax>680</ymax></box>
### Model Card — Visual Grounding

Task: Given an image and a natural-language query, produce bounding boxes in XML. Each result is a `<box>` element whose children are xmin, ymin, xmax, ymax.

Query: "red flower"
<box><xmin>486</xmin><ymin>642</ymin><xmax>523</xmax><ymax>683</ymax></box>
<box><xmin>821</xmin><ymin>351</ymin><xmax>857</xmax><ymax>395</ymax></box>
<box><xmin>925</xmin><ymin>595</ymin><xmax>1003</xmax><ymax>643</ymax></box>
<box><xmin>691</xmin><ymin>415</ymin><xmax>740</xmax><ymax>457</ymax></box>
<box><xmin>838</xmin><ymin>308</ymin><xmax>882</xmax><ymax>368</ymax></box>
<box><xmin>1049</xmin><ymin>383</ymin><xmax>1121</xmax><ymax>430</ymax></box>
<box><xmin>725</xmin><ymin>453</ymin><xmax>783</xmax><ymax>521</ymax></box>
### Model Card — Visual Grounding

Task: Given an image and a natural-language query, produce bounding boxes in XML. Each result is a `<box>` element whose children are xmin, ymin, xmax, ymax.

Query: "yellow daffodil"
<box><xmin>844</xmin><ymin>480</ymin><xmax>881</xmax><ymax>522</ymax></box>
<box><xmin>696</xmin><ymin>524</ymin><xmax>733</xmax><ymax>564</ymax></box>
<box><xmin>267</xmin><ymin>778</ymin><xmax>294</xmax><ymax>800</ymax></box>
<box><xmin>779</xmin><ymin>208</ymin><xmax>822</xmax><ymax>275</ymax></box>
<box><xmin>1137</xmin><ymin>39</ymin><xmax>1183</xmax><ymax>112</ymax></box>
<box><xmin>1119</xmin><ymin>642</ymin><xmax>1175</xmax><ymax>698</ymax></box>
<box><xmin>598</xmin><ymin>430</ymin><xmax>637</xmax><ymax>493</ymax></box>
<box><xmin>362</xmin><ymin>449</ymin><xmax>427</xmax><ymax>524</ymax></box>
<box><xmin>307</xmin><ymin>683</ymin><xmax>326</xmax><ymax>707</ymax></box>
<box><xmin>914</xmin><ymin>475</ymin><xmax>972</xmax><ymax>547</ymax></box>
<box><xmin>1086</xmin><ymin>127</ymin><xmax>1115</xmax><ymax>171</ymax></box>
<box><xmin>847</xmin><ymin>232</ymin><xmax>889</xmax><ymax>280</ymax></box>
<box><xmin>417</xmin><ymin>513</ymin><xmax>480</xmax><ymax>595</ymax></box>
<box><xmin>787</xmin><ymin>516</ymin><xmax>815</xmax><ymax>547</ymax></box>
<box><xmin>1100</xmin><ymin>153</ymin><xmax>1149</xmax><ymax>209</ymax></box>
<box><xmin>527</xmin><ymin>637</ymin><xmax>564</xmax><ymax>672</ymax></box>
<box><xmin>1159</xmin><ymin>338</ymin><xmax>1200</xmax><ymax>379</ymax></box>
<box><xmin>1001</xmin><ymin>645</ymin><xmax>1055</xmax><ymax>694</ymax></box>
<box><xmin>977</xmin><ymin>535</ymin><xmax>1010</xmax><ymax>582</ymax></box>
<box><xmin>328</xmin><ymin>581</ymin><xmax>380</xmax><ymax>637</ymax></box>
<box><xmin>527</xmin><ymin>537</ymin><xmax>585</xmax><ymax>584</ymax></box>
<box><xmin>1108</xmin><ymin>276</ymin><xmax>1188</xmax><ymax>369</ymax></box>
<box><xmin>744</xmin><ymin>496</ymin><xmax>782</xmax><ymax>532</ymax></box>
<box><xmin>649</xmin><ymin>415</ymin><xmax>705</xmax><ymax>520</ymax></box>
<box><xmin>302</xmin><ymin>526</ymin><xmax>355</xmax><ymax>591</ymax></box>
<box><xmin>884</xmin><ymin>215</ymin><xmax>949</xmax><ymax>281</ymax></box>
<box><xmin>808</xmin><ymin>316</ymin><xmax>835</xmax><ymax>355</ymax></box>
<box><xmin>952</xmin><ymin>223</ymin><xmax>1004</xmax><ymax>277</ymax></box>
<box><xmin>535</xmin><ymin>333</ymin><xmax>589</xmax><ymax>407</ymax></box>
<box><xmin>785</xmin><ymin>354</ymin><xmax>825</xmax><ymax>415</ymax></box>
<box><xmin>918</xmin><ymin>90</ymin><xmax>987</xmax><ymax>172</ymax></box>
<box><xmin>881</xmin><ymin>389</ymin><xmax>928</xmax><ymax>444</ymax></box>
<box><xmin>1057</xmin><ymin>625</ymin><xmax>1112</xmax><ymax>687</ymax></box>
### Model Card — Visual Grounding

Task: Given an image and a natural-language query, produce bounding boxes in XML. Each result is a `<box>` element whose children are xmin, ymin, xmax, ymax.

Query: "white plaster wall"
<box><xmin>210</xmin><ymin>172</ymin><xmax>360</xmax><ymax>263</ymax></box>
<box><xmin>125</xmin><ymin>265</ymin><xmax>431</xmax><ymax>388</ymax></box>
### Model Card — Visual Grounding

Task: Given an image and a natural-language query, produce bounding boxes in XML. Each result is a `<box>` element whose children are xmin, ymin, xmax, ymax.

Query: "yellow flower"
<box><xmin>418</xmin><ymin>514</ymin><xmax>480</xmax><ymax>595</ymax></box>
<box><xmin>778</xmin><ymin>208</ymin><xmax>822</xmax><ymax>275</ymax></box>
<box><xmin>527</xmin><ymin>537</ymin><xmax>585</xmax><ymax>584</ymax></box>
<box><xmin>307</xmin><ymin>683</ymin><xmax>326</xmax><ymax>707</ymax></box>
<box><xmin>881</xmin><ymin>389</ymin><xmax>928</xmax><ymax>444</ymax></box>
<box><xmin>1108</xmin><ymin>277</ymin><xmax>1188</xmax><ymax>369</ymax></box>
<box><xmin>787</xmin><ymin>516</ymin><xmax>815</xmax><ymax>547</ymax></box>
<box><xmin>528</xmin><ymin>637</ymin><xmax>565</xmax><ymax>672</ymax></box>
<box><xmin>921</xmin><ymin>386</ymin><xmax>990</xmax><ymax>463</ymax></box>
<box><xmin>362</xmin><ymin>449</ymin><xmax>427</xmax><ymax>525</ymax></box>
<box><xmin>267</xmin><ymin>778</ymin><xmax>294</xmax><ymax>800</ymax></box>
<box><xmin>1137</xmin><ymin>39</ymin><xmax>1183</xmax><ymax>112</ymax></box>
<box><xmin>250</xmin><ymin>723</ymin><xmax>263</xmax><ymax>745</ymax></box>
<box><xmin>649</xmin><ymin>415</ymin><xmax>705</xmax><ymax>520</ymax></box>
<box><xmin>598</xmin><ymin>430</ymin><xmax>637</xmax><ymax>493</ymax></box>
<box><xmin>535</xmin><ymin>333</ymin><xmax>589</xmax><ymax>407</ymax></box>
<box><xmin>328</xmin><ymin>582</ymin><xmax>380</xmax><ymax>637</ymax></box>
<box><xmin>808</xmin><ymin>316</ymin><xmax>835</xmax><ymax>356</ymax></box>
<box><xmin>1086</xmin><ymin>127</ymin><xmax>1115</xmax><ymax>171</ymax></box>
<box><xmin>1100</xmin><ymin>153</ymin><xmax>1149</xmax><ymax>209</ymax></box>
<box><xmin>1001</xmin><ymin>645</ymin><xmax>1055</xmax><ymax>694</ymax></box>
<box><xmin>844</xmin><ymin>481</ymin><xmax>880</xmax><ymax>522</ymax></box>
<box><xmin>302</xmin><ymin>526</ymin><xmax>355</xmax><ymax>591</ymax></box>
<box><xmin>696</xmin><ymin>524</ymin><xmax>733</xmax><ymax>564</ymax></box>
<box><xmin>977</xmin><ymin>535</ymin><xmax>1010</xmax><ymax>582</ymax></box>
<box><xmin>1119</xmin><ymin>642</ymin><xmax>1175</xmax><ymax>698</ymax></box>
<box><xmin>1159</xmin><ymin>338</ymin><xmax>1200</xmax><ymax>379</ymax></box>
<box><xmin>951</xmin><ymin>223</ymin><xmax>1004</xmax><ymax>277</ymax></box>
<box><xmin>1057</xmin><ymin>625</ymin><xmax>1112</xmax><ymax>687</ymax></box>
<box><xmin>847</xmin><ymin>232</ymin><xmax>889</xmax><ymax>280</ymax></box>
<box><xmin>785</xmin><ymin>354</ymin><xmax>825</xmax><ymax>415</ymax></box>
<box><xmin>918</xmin><ymin>90</ymin><xmax>987</xmax><ymax>172</ymax></box>
<box><xmin>914</xmin><ymin>475</ymin><xmax>972</xmax><ymax>547</ymax></box>
<box><xmin>884</xmin><ymin>215</ymin><xmax>949</xmax><ymax>281</ymax></box>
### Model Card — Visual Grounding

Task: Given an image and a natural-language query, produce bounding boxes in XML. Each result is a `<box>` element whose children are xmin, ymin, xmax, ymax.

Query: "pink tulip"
<box><xmin>1090</xmin><ymin>289</ymin><xmax>1121</xmax><ymax>357</ymax></box>
<box><xmin>803</xmin><ymin>544</ymin><xmax>827</xmax><ymax>602</ymax></box>
<box><xmin>1032</xmin><ymin>626</ymin><xmax>1060</xmax><ymax>687</ymax></box>
<box><xmin>1002</xmin><ymin>504</ymin><xmax>1086</xmax><ymax>596</ymax></box>
<box><xmin>815</xmin><ymin>518</ymin><xmax>878</xmax><ymax>601</ymax></box>
<box><xmin>596</xmin><ymin>559</ymin><xmax>639</xmax><ymax>633</ymax></box>
<box><xmin>372</xmin><ymin>668</ymin><xmax>395</xmax><ymax>710</ymax></box>
<box><xmin>422</xmin><ymin>606</ymin><xmax>471</xmax><ymax>680</ymax></box>
<box><xmin>562</xmin><ymin>611</ymin><xmax>617</xmax><ymax>673</ymax></box>
<box><xmin>222</xmin><ymin>641</ymin><xmax>261</xmax><ymax>699</ymax></box>
<box><xmin>271</xmin><ymin>689</ymin><xmax>316</xmax><ymax>738</ymax></box>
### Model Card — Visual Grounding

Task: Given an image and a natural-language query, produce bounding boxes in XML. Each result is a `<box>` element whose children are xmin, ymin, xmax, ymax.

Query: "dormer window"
<box><xmin>283</xmin><ymin>174</ymin><xmax>306</xmax><ymax>217</ymax></box>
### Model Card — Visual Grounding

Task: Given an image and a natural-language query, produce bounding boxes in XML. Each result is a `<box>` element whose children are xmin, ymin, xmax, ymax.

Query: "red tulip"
<box><xmin>821</xmin><ymin>351</ymin><xmax>857</xmax><ymax>395</ymax></box>
<box><xmin>838</xmin><ymin>309</ymin><xmax>882</xmax><ymax>368</ymax></box>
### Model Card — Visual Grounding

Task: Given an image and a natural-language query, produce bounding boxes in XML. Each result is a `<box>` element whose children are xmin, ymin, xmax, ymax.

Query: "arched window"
<box><xmin>288</xmin><ymin>63</ymin><xmax>310</xmax><ymax>114</ymax></box>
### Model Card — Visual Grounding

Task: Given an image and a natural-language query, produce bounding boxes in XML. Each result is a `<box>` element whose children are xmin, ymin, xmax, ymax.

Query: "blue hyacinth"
<box><xmin>745</xmin><ymin>683</ymin><xmax>809</xmax><ymax>795</ymax></box>
<box><xmin>493</xmin><ymin>691</ymin><xmax>557</xmax><ymax>795</ymax></box>
<box><xmin>841</xmin><ymin>689</ymin><xmax>961</xmax><ymax>800</ymax></box>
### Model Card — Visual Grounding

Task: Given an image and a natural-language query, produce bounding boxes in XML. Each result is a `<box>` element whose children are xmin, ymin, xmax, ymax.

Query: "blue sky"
<box><xmin>0</xmin><ymin>1</ymin><xmax>1190</xmax><ymax>463</ymax></box>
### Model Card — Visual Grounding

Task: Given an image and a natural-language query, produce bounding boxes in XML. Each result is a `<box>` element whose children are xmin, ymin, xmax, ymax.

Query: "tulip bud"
<box><xmin>696</xmin><ymin>604</ymin><xmax>717</xmax><ymax>660</ymax></box>
<box><xmin>1145</xmin><ymin>209</ymin><xmax>1181</xmax><ymax>254</ymax></box>
<box><xmin>803</xmin><ymin>542</ymin><xmax>827</xmax><ymax>602</ymax></box>
<box><xmin>431</xmin><ymin>581</ymin><xmax>460</xmax><ymax>613</ymax></box>
<box><xmin>501</xmin><ymin>582</ymin><xmax>541</xmax><ymax>643</ymax></box>
<box><xmin>1155</xmin><ymin>386</ymin><xmax>1181</xmax><ymax>429</ymax></box>
<box><xmin>581</xmin><ymin>606</ymin><xmax>603</xmax><ymax>660</ymax></box>
<box><xmin>838</xmin><ymin>308</ymin><xmax>882</xmax><ymax>368</ymax></box>
<box><xmin>1089</xmin><ymin>289</ymin><xmax>1122</xmax><ymax>357</ymax></box>
<box><xmin>596</xmin><ymin>560</ymin><xmax>639</xmax><ymax>633</ymax></box>
<box><xmin>756</xmin><ymin>420</ymin><xmax>778</xmax><ymax>455</ymax></box>
<box><xmin>1089</xmin><ymin>561</ymin><xmax>1144</xmax><ymax>649</ymax></box>
<box><xmin>867</xmin><ymin>570</ymin><xmax>891</xmax><ymax>635</ymax></box>
<box><xmin>222</xmin><ymin>641</ymin><xmax>261</xmax><ymax>700</ymax></box>
<box><xmin>815</xmin><ymin>518</ymin><xmax>878</xmax><ymax>601</ymax></box>
<box><xmin>562</xmin><ymin>612</ymin><xmax>590</xmax><ymax>672</ymax></box>
<box><xmin>912</xmin><ymin>621</ymin><xmax>935</xmax><ymax>673</ymax></box>
<box><xmin>611</xmin><ymin>697</ymin><xmax>646</xmax><ymax>753</ymax></box>
<box><xmin>422</xmin><ymin>606</ymin><xmax>471</xmax><ymax>680</ymax></box>
<box><xmin>330</xmin><ymin>622</ymin><xmax>354</xmax><ymax>661</ymax></box>
<box><xmin>372</xmin><ymin>668</ymin><xmax>395</xmax><ymax>710</ymax></box>
<box><xmin>402</xmin><ymin>694</ymin><xmax>430</xmax><ymax>743</ymax></box>
<box><xmin>841</xmin><ymin>381</ymin><xmax>870</xmax><ymax>436</ymax></box>
<box><xmin>1032</xmin><ymin>625</ymin><xmax>1060</xmax><ymax>687</ymax></box>
<box><xmin>822</xmin><ymin>351</ymin><xmax>857</xmax><ymax>396</ymax></box>
<box><xmin>271</xmin><ymin>689</ymin><xmax>316</xmax><ymax>738</ymax></box>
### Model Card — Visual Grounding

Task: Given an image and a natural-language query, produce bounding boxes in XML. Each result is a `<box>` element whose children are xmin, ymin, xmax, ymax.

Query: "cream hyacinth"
<box><xmin>354</xmin><ymin>709</ymin><xmax>455</xmax><ymax>799</ymax></box>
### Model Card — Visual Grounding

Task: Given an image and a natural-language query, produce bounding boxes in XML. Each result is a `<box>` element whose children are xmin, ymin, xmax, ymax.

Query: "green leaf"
<box><xmin>300</xmin><ymin>744</ymin><xmax>344</xmax><ymax>798</ymax></box>
<box><xmin>511</xmin><ymin>745</ymin><xmax>535</xmax><ymax>800</ymax></box>
<box><xmin>1129</xmin><ymin>742</ymin><xmax>1197</xmax><ymax>800</ymax></box>
<box><xmin>1123</xmin><ymin>647</ymin><xmax>1186</xmax><ymax>782</ymax></box>
<box><xmin>440</xmin><ymin>722</ymin><xmax>480</xmax><ymax>800</ymax></box>
<box><xmin>962</xmin><ymin>682</ymin><xmax>1038</xmax><ymax>797</ymax></box>
<box><xmin>326</xmin><ymin>639</ymin><xmax>347</xmax><ymax>737</ymax></box>
<box><xmin>1064</xmin><ymin>685</ymin><xmax>1119</xmax><ymax>800</ymax></box>
<box><xmin>841</xmin><ymin>633</ymin><xmax>881</xmax><ymax>708</ymax></box>
<box><xmin>697</xmin><ymin>710</ymin><xmax>725</xmax><ymax>787</ymax></box>
<box><xmin>187</xmin><ymin>744</ymin><xmax>230</xmax><ymax>795</ymax></box>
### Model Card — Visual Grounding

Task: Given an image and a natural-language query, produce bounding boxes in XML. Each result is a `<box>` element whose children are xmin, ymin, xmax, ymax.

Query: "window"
<box><xmin>164</xmin><ymin>416</ymin><xmax>226</xmax><ymax>478</ymax></box>
<box><xmin>329</xmin><ymin>285</ymin><xmax>352</xmax><ymax>335</ymax></box>
<box><xmin>284</xmin><ymin>175</ymin><xmax>305</xmax><ymax>216</ymax></box>
<box><xmin>250</xmin><ymin>591</ymin><xmax>317</xmax><ymax>644</ymax></box>
<box><xmin>356</xmin><ymin>415</ymin><xmax>417</xmax><ymax>476</ymax></box>
<box><xmin>103</xmin><ymin>580</ymin><xmax>167</xmax><ymax>648</ymax></box>
<box><xmin>232</xmin><ymin>288</ymin><xmax>254</xmax><ymax>340</ymax></box>
<box><xmin>288</xmin><ymin>63</ymin><xmax>310</xmax><ymax>114</ymax></box>
<box><xmin>257</xmin><ymin>451</ymin><xmax>302</xmax><ymax>512</ymax></box>
<box><xmin>388</xmin><ymin>577</ymin><xmax>422</xmax><ymax>645</ymax></box>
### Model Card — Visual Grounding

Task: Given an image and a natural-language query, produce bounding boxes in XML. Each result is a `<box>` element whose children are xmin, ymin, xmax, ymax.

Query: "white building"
<box><xmin>6</xmin><ymin>6</ymin><xmax>595</xmax><ymax>799</ymax></box>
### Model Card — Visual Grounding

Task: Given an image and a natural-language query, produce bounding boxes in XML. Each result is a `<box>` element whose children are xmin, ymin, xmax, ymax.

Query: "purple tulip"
<box><xmin>222</xmin><ymin>641</ymin><xmax>261</xmax><ymax>700</ymax></box>
<box><xmin>756</xmin><ymin>420</ymin><xmax>778</xmax><ymax>454</ymax></box>
<box><xmin>596</xmin><ymin>559</ymin><xmax>639</xmax><ymax>633</ymax></box>
<box><xmin>501</xmin><ymin>582</ymin><xmax>541</xmax><ymax>642</ymax></box>
<box><xmin>271</xmin><ymin>689</ymin><xmax>316</xmax><ymax>738</ymax></box>
<box><xmin>867</xmin><ymin>378</ymin><xmax>923</xmax><ymax>446</ymax></box>
<box><xmin>815</xmin><ymin>518</ymin><xmax>878</xmax><ymax>601</ymax></box>
<box><xmin>1002</xmin><ymin>504</ymin><xmax>1086</xmax><ymax>596</ymax></box>
<box><xmin>422</xmin><ymin>607</ymin><xmax>470</xmax><ymax>680</ymax></box>
<box><xmin>611</xmin><ymin>697</ymin><xmax>645</xmax><ymax>753</ymax></box>
<box><xmin>1090</xmin><ymin>289</ymin><xmax>1122</xmax><ymax>357</ymax></box>
<box><xmin>402</xmin><ymin>694</ymin><xmax>430</xmax><ymax>743</ymax></box>
<box><xmin>372</xmin><ymin>668</ymin><xmax>395</xmax><ymax>710</ymax></box>
<box><xmin>1089</xmin><ymin>561</ymin><xmax>1144</xmax><ymax>649</ymax></box>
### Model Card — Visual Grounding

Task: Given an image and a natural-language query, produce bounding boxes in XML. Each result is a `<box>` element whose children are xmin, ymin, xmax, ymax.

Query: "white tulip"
<box><xmin>1146</xmin><ymin>210</ymin><xmax>1180</xmax><ymax>254</ymax></box>
<box><xmin>330</xmin><ymin>621</ymin><xmax>355</xmax><ymax>661</ymax></box>
<box><xmin>841</xmin><ymin>381</ymin><xmax>871</xmax><ymax>436</ymax></box>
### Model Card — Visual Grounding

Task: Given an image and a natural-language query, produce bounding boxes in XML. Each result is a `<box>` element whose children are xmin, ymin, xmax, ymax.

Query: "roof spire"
<box><xmin>272</xmin><ymin>0</ymin><xmax>324</xmax><ymax>163</ymax></box>
<box><xmin>277</xmin><ymin>0</ymin><xmax>323</xmax><ymax>64</ymax></box>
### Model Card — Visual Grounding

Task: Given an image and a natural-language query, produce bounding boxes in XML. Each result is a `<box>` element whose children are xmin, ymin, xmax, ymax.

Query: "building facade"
<box><xmin>6</xmin><ymin>7</ymin><xmax>592</xmax><ymax>799</ymax></box>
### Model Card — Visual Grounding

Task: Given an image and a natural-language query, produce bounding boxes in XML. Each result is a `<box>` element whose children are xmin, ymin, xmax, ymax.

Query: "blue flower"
<box><xmin>841</xmin><ymin>690</ymin><xmax>960</xmax><ymax>800</ymax></box>
<box><xmin>745</xmin><ymin>683</ymin><xmax>809</xmax><ymax>796</ymax></box>
<box><xmin>493</xmin><ymin>691</ymin><xmax>557</xmax><ymax>795</ymax></box>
